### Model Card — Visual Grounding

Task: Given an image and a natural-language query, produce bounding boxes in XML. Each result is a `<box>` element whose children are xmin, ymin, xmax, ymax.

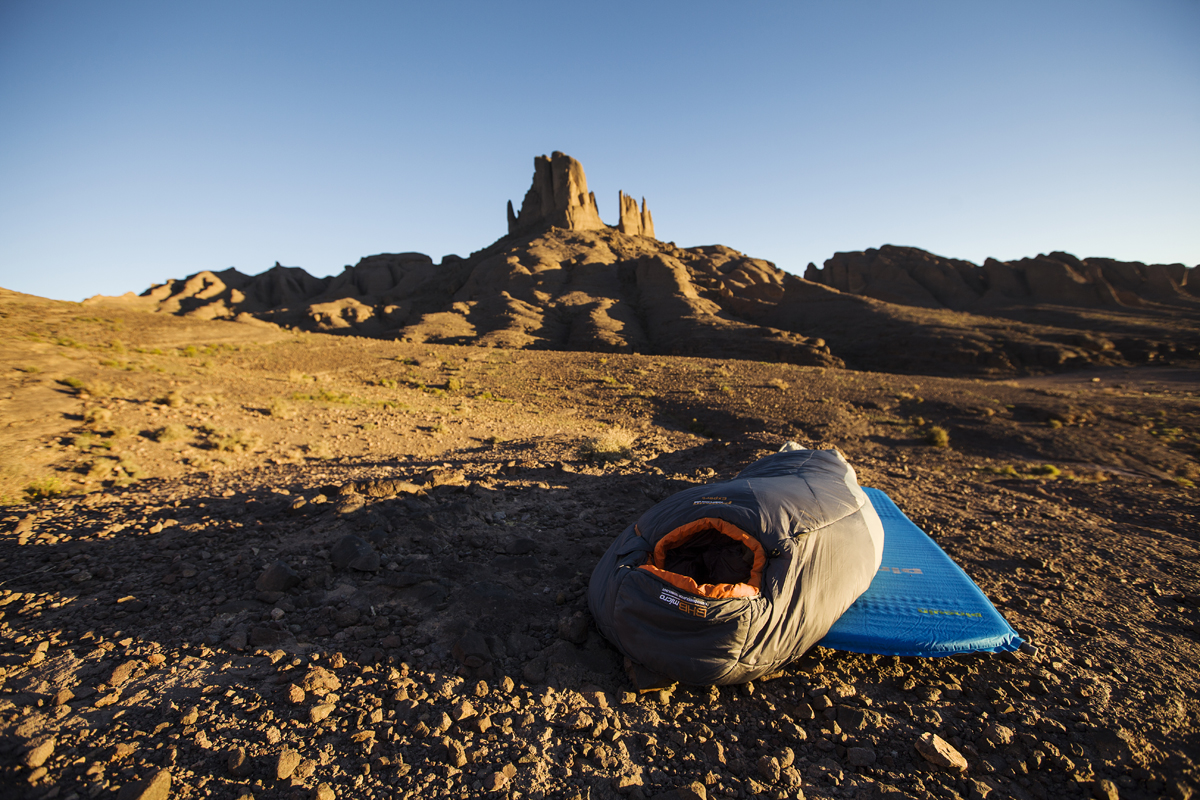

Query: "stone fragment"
<box><xmin>109</xmin><ymin>660</ymin><xmax>139</xmax><ymax>686</ymax></box>
<box><xmin>915</xmin><ymin>732</ymin><xmax>968</xmax><ymax>772</ymax></box>
<box><xmin>451</xmin><ymin>699</ymin><xmax>475</xmax><ymax>721</ymax></box>
<box><xmin>116</xmin><ymin>768</ymin><xmax>171</xmax><ymax>800</ymax></box>
<box><xmin>837</xmin><ymin>705</ymin><xmax>874</xmax><ymax>731</ymax></box>
<box><xmin>228</xmin><ymin>747</ymin><xmax>252</xmax><ymax>777</ymax></box>
<box><xmin>847</xmin><ymin>746</ymin><xmax>877</xmax><ymax>767</ymax></box>
<box><xmin>483</xmin><ymin>762</ymin><xmax>517</xmax><ymax>791</ymax></box>
<box><xmin>1091</xmin><ymin>779</ymin><xmax>1119</xmax><ymax>800</ymax></box>
<box><xmin>981</xmin><ymin>722</ymin><xmax>1015</xmax><ymax>750</ymax></box>
<box><xmin>314</xmin><ymin>784</ymin><xmax>336</xmax><ymax>800</ymax></box>
<box><xmin>180</xmin><ymin>706</ymin><xmax>199</xmax><ymax>725</ymax></box>
<box><xmin>757</xmin><ymin>754</ymin><xmax>781</xmax><ymax>783</ymax></box>
<box><xmin>275</xmin><ymin>747</ymin><xmax>301</xmax><ymax>780</ymax></box>
<box><xmin>558</xmin><ymin>612</ymin><xmax>589</xmax><ymax>644</ymax></box>
<box><xmin>301</xmin><ymin>666</ymin><xmax>342</xmax><ymax>696</ymax></box>
<box><xmin>23</xmin><ymin>736</ymin><xmax>55</xmax><ymax>768</ymax></box>
<box><xmin>286</xmin><ymin>684</ymin><xmax>305</xmax><ymax>704</ymax></box>
<box><xmin>330</xmin><ymin>535</ymin><xmax>379</xmax><ymax>571</ymax></box>
<box><xmin>256</xmin><ymin>560</ymin><xmax>300</xmax><ymax>592</ymax></box>
<box><xmin>452</xmin><ymin>632</ymin><xmax>491</xmax><ymax>668</ymax></box>
<box><xmin>444</xmin><ymin>738</ymin><xmax>468</xmax><ymax>768</ymax></box>
<box><xmin>309</xmin><ymin>703</ymin><xmax>336</xmax><ymax>724</ymax></box>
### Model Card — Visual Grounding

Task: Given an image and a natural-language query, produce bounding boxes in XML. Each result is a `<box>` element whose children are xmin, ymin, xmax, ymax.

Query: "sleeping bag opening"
<box><xmin>639</xmin><ymin>517</ymin><xmax>766</xmax><ymax>599</ymax></box>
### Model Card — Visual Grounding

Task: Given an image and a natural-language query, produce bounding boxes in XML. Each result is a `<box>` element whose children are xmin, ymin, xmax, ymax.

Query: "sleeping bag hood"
<box><xmin>588</xmin><ymin>448</ymin><xmax>884</xmax><ymax>685</ymax></box>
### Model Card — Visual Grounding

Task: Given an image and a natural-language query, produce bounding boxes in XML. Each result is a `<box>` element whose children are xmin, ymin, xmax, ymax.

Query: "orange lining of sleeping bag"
<box><xmin>639</xmin><ymin>517</ymin><xmax>766</xmax><ymax>599</ymax></box>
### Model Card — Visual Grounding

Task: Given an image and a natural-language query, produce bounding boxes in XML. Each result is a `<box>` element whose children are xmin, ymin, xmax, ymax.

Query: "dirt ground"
<box><xmin>0</xmin><ymin>289</ymin><xmax>1197</xmax><ymax>800</ymax></box>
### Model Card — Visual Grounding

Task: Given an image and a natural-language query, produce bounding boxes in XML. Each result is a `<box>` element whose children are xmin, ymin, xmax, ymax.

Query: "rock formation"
<box><xmin>92</xmin><ymin>154</ymin><xmax>1199</xmax><ymax>376</ymax></box>
<box><xmin>804</xmin><ymin>246</ymin><xmax>1199</xmax><ymax>312</ymax></box>
<box><xmin>617</xmin><ymin>191</ymin><xmax>654</xmax><ymax>239</ymax></box>
<box><xmin>507</xmin><ymin>152</ymin><xmax>656</xmax><ymax>239</ymax></box>
<box><xmin>507</xmin><ymin>152</ymin><xmax>605</xmax><ymax>236</ymax></box>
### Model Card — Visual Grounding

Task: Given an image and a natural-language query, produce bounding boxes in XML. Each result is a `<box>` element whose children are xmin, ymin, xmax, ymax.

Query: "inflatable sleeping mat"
<box><xmin>589</xmin><ymin>449</ymin><xmax>1024</xmax><ymax>687</ymax></box>
<box><xmin>819</xmin><ymin>487</ymin><xmax>1024</xmax><ymax>656</ymax></box>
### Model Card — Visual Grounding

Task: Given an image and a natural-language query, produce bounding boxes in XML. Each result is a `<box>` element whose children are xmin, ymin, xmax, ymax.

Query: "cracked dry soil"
<box><xmin>0</xmin><ymin>292</ymin><xmax>1198</xmax><ymax>800</ymax></box>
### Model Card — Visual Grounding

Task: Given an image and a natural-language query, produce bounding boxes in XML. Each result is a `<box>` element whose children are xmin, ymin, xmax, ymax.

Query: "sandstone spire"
<box><xmin>508</xmin><ymin>152</ymin><xmax>606</xmax><ymax>236</ymax></box>
<box><xmin>617</xmin><ymin>191</ymin><xmax>655</xmax><ymax>238</ymax></box>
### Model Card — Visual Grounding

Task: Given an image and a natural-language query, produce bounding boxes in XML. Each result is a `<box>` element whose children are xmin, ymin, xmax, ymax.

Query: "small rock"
<box><xmin>301</xmin><ymin>665</ymin><xmax>342</xmax><ymax>696</ymax></box>
<box><xmin>451</xmin><ymin>699</ymin><xmax>475</xmax><ymax>721</ymax></box>
<box><xmin>255</xmin><ymin>560</ymin><xmax>300</xmax><ymax>592</ymax></box>
<box><xmin>452</xmin><ymin>632</ymin><xmax>491</xmax><ymax>668</ymax></box>
<box><xmin>287</xmin><ymin>684</ymin><xmax>306</xmax><ymax>704</ymax></box>
<box><xmin>228</xmin><ymin>747</ymin><xmax>252</xmax><ymax>777</ymax></box>
<box><xmin>968</xmin><ymin>778</ymin><xmax>995</xmax><ymax>799</ymax></box>
<box><xmin>309</xmin><ymin>703</ymin><xmax>336</xmax><ymax>724</ymax></box>
<box><xmin>109</xmin><ymin>660</ymin><xmax>139</xmax><ymax>686</ymax></box>
<box><xmin>757</xmin><ymin>754</ymin><xmax>781</xmax><ymax>783</ymax></box>
<box><xmin>313</xmin><ymin>784</ymin><xmax>336</xmax><ymax>800</ymax></box>
<box><xmin>444</xmin><ymin>738</ymin><xmax>468</xmax><ymax>768</ymax></box>
<box><xmin>23</xmin><ymin>736</ymin><xmax>55</xmax><ymax>768</ymax></box>
<box><xmin>179</xmin><ymin>706</ymin><xmax>199</xmax><ymax>725</ymax></box>
<box><xmin>673</xmin><ymin>782</ymin><xmax>707</xmax><ymax>800</ymax></box>
<box><xmin>1092</xmin><ymin>779</ymin><xmax>1119</xmax><ymax>800</ymax></box>
<box><xmin>981</xmin><ymin>722</ymin><xmax>1015</xmax><ymax>750</ymax></box>
<box><xmin>483</xmin><ymin>763</ymin><xmax>517</xmax><ymax>791</ymax></box>
<box><xmin>330</xmin><ymin>534</ymin><xmax>378</xmax><ymax>571</ymax></box>
<box><xmin>558</xmin><ymin>612</ymin><xmax>589</xmax><ymax>644</ymax></box>
<box><xmin>837</xmin><ymin>705</ymin><xmax>873</xmax><ymax>731</ymax></box>
<box><xmin>915</xmin><ymin>732</ymin><xmax>968</xmax><ymax>772</ymax></box>
<box><xmin>847</xmin><ymin>746</ymin><xmax>877</xmax><ymax>767</ymax></box>
<box><xmin>275</xmin><ymin>747</ymin><xmax>301</xmax><ymax>780</ymax></box>
<box><xmin>116</xmin><ymin>768</ymin><xmax>171</xmax><ymax>800</ymax></box>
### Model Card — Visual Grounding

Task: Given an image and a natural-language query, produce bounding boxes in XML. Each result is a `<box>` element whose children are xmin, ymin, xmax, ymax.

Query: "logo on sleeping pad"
<box><xmin>659</xmin><ymin>587</ymin><xmax>708</xmax><ymax>618</ymax></box>
<box><xmin>693</xmin><ymin>496</ymin><xmax>732</xmax><ymax>506</ymax></box>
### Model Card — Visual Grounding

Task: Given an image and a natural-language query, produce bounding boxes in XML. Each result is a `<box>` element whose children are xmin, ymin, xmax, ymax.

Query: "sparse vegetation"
<box><xmin>24</xmin><ymin>475</ymin><xmax>65</xmax><ymax>501</ymax></box>
<box><xmin>767</xmin><ymin>378</ymin><xmax>789</xmax><ymax>391</ymax></box>
<box><xmin>926</xmin><ymin>426</ymin><xmax>950</xmax><ymax>447</ymax></box>
<box><xmin>579</xmin><ymin>426</ymin><xmax>637</xmax><ymax>463</ymax></box>
<box><xmin>156</xmin><ymin>390</ymin><xmax>185</xmax><ymax>408</ymax></box>
<box><xmin>213</xmin><ymin>429</ymin><xmax>262</xmax><ymax>453</ymax></box>
<box><xmin>151</xmin><ymin>424</ymin><xmax>189</xmax><ymax>443</ymax></box>
<box><xmin>267</xmin><ymin>397</ymin><xmax>294</xmax><ymax>419</ymax></box>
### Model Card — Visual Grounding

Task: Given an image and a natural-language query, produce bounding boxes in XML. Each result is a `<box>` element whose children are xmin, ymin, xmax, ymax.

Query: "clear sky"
<box><xmin>1</xmin><ymin>0</ymin><xmax>1197</xmax><ymax>302</ymax></box>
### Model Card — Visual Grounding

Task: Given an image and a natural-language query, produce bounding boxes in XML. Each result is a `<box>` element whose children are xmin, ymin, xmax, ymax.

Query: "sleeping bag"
<box><xmin>588</xmin><ymin>448</ymin><xmax>884</xmax><ymax>685</ymax></box>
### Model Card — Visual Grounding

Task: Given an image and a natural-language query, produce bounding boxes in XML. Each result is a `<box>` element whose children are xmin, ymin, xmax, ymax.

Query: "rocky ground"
<box><xmin>0</xmin><ymin>290</ymin><xmax>1197</xmax><ymax>800</ymax></box>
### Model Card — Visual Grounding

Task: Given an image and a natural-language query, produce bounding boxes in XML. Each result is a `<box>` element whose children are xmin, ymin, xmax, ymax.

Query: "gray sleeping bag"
<box><xmin>588</xmin><ymin>448</ymin><xmax>884</xmax><ymax>685</ymax></box>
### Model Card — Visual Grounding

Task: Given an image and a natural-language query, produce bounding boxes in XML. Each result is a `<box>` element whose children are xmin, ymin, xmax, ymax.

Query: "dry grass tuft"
<box><xmin>579</xmin><ymin>426</ymin><xmax>637</xmax><ymax>463</ymax></box>
<box><xmin>926</xmin><ymin>426</ymin><xmax>950</xmax><ymax>447</ymax></box>
<box><xmin>767</xmin><ymin>378</ymin><xmax>789</xmax><ymax>391</ymax></box>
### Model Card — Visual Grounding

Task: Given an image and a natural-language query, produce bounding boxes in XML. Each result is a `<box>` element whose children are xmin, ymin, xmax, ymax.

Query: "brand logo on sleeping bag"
<box><xmin>659</xmin><ymin>587</ymin><xmax>708</xmax><ymax>618</ymax></box>
<box><xmin>693</xmin><ymin>496</ymin><xmax>732</xmax><ymax>506</ymax></box>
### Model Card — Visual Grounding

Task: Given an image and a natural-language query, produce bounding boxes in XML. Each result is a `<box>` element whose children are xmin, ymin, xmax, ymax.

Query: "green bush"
<box><xmin>926</xmin><ymin>426</ymin><xmax>950</xmax><ymax>448</ymax></box>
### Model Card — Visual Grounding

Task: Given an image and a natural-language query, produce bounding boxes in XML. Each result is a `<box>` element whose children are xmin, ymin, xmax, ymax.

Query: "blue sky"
<box><xmin>1</xmin><ymin>0</ymin><xmax>1197</xmax><ymax>301</ymax></box>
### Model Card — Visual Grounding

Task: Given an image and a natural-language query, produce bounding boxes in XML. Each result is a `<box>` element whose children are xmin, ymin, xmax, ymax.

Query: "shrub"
<box><xmin>580</xmin><ymin>427</ymin><xmax>637</xmax><ymax>462</ymax></box>
<box><xmin>152</xmin><ymin>424</ymin><xmax>189</xmax><ymax>443</ymax></box>
<box><xmin>24</xmin><ymin>476</ymin><xmax>65</xmax><ymax>502</ymax></box>
<box><xmin>267</xmin><ymin>398</ymin><xmax>294</xmax><ymax>419</ymax></box>
<box><xmin>215</xmin><ymin>429</ymin><xmax>262</xmax><ymax>453</ymax></box>
<box><xmin>84</xmin><ymin>408</ymin><xmax>113</xmax><ymax>428</ymax></box>
<box><xmin>926</xmin><ymin>426</ymin><xmax>950</xmax><ymax>447</ymax></box>
<box><xmin>1029</xmin><ymin>464</ymin><xmax>1061</xmax><ymax>478</ymax></box>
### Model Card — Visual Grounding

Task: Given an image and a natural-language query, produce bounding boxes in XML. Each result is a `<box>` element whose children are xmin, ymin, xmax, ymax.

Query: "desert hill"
<box><xmin>90</xmin><ymin>153</ymin><xmax>1200</xmax><ymax>377</ymax></box>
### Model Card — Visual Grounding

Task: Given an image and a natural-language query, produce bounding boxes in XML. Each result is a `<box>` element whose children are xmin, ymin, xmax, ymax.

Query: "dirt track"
<box><xmin>1</xmin><ymin>291</ymin><xmax>1197</xmax><ymax>799</ymax></box>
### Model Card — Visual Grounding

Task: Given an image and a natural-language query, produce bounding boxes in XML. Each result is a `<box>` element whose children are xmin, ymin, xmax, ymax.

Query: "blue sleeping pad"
<box><xmin>820</xmin><ymin>488</ymin><xmax>1024</xmax><ymax>656</ymax></box>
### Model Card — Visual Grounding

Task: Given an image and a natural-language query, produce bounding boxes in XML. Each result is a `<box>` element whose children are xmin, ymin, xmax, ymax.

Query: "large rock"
<box><xmin>617</xmin><ymin>191</ymin><xmax>655</xmax><ymax>238</ymax></box>
<box><xmin>508</xmin><ymin>151</ymin><xmax>606</xmax><ymax>235</ymax></box>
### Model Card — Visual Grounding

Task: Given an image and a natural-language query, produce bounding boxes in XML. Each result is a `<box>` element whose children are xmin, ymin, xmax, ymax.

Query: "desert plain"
<box><xmin>1</xmin><ymin>154</ymin><xmax>1198</xmax><ymax>800</ymax></box>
